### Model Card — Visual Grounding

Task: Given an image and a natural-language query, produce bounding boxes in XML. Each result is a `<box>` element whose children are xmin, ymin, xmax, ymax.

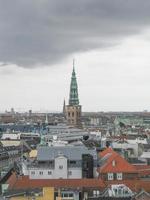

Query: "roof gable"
<box><xmin>99</xmin><ymin>147</ymin><xmax>136</xmax><ymax>173</ymax></box>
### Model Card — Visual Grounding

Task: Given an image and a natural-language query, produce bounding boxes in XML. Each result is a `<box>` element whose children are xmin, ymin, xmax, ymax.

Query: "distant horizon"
<box><xmin>0</xmin><ymin>108</ymin><xmax>149</xmax><ymax>114</ymax></box>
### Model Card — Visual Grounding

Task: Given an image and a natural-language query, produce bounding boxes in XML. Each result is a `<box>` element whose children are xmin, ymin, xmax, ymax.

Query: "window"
<box><xmin>39</xmin><ymin>171</ymin><xmax>43</xmax><ymax>175</ymax></box>
<box><xmin>48</xmin><ymin>171</ymin><xmax>52</xmax><ymax>175</ymax></box>
<box><xmin>59</xmin><ymin>165</ymin><xmax>63</xmax><ymax>169</ymax></box>
<box><xmin>68</xmin><ymin>171</ymin><xmax>72</xmax><ymax>175</ymax></box>
<box><xmin>70</xmin><ymin>160</ymin><xmax>76</xmax><ymax>164</ymax></box>
<box><xmin>93</xmin><ymin>190</ymin><xmax>100</xmax><ymax>197</ymax></box>
<box><xmin>108</xmin><ymin>173</ymin><xmax>114</xmax><ymax>180</ymax></box>
<box><xmin>31</xmin><ymin>171</ymin><xmax>35</xmax><ymax>175</ymax></box>
<box><xmin>64</xmin><ymin>194</ymin><xmax>68</xmax><ymax>197</ymax></box>
<box><xmin>62</xmin><ymin>193</ymin><xmax>73</xmax><ymax>198</ymax></box>
<box><xmin>69</xmin><ymin>193</ymin><xmax>73</xmax><ymax>197</ymax></box>
<box><xmin>117</xmin><ymin>173</ymin><xmax>122</xmax><ymax>180</ymax></box>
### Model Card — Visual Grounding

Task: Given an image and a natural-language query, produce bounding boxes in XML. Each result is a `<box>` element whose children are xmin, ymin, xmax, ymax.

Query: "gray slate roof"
<box><xmin>37</xmin><ymin>145</ymin><xmax>97</xmax><ymax>161</ymax></box>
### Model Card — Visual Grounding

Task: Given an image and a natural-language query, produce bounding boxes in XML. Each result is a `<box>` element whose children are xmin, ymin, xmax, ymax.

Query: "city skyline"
<box><xmin>0</xmin><ymin>1</ymin><xmax>150</xmax><ymax>112</ymax></box>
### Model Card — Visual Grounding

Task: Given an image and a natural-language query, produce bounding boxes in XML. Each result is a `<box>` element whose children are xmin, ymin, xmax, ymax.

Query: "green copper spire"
<box><xmin>69</xmin><ymin>61</ymin><xmax>79</xmax><ymax>106</ymax></box>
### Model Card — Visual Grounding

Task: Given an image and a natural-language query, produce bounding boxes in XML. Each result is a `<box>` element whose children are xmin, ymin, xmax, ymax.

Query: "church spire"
<box><xmin>63</xmin><ymin>98</ymin><xmax>66</xmax><ymax>115</ymax></box>
<box><xmin>69</xmin><ymin>60</ymin><xmax>79</xmax><ymax>106</ymax></box>
<box><xmin>66</xmin><ymin>61</ymin><xmax>82</xmax><ymax>127</ymax></box>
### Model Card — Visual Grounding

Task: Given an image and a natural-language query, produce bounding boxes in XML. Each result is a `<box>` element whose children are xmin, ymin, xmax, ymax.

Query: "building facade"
<box><xmin>22</xmin><ymin>145</ymin><xmax>98</xmax><ymax>179</ymax></box>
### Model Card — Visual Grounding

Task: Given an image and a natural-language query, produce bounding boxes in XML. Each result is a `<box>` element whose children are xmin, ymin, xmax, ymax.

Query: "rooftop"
<box><xmin>98</xmin><ymin>147</ymin><xmax>137</xmax><ymax>173</ymax></box>
<box><xmin>7</xmin><ymin>173</ymin><xmax>105</xmax><ymax>190</ymax></box>
<box><xmin>6</xmin><ymin>173</ymin><xmax>150</xmax><ymax>193</ymax></box>
<box><xmin>37</xmin><ymin>145</ymin><xmax>97</xmax><ymax>161</ymax></box>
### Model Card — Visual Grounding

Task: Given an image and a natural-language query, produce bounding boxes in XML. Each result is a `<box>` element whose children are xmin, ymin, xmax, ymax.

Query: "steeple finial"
<box><xmin>72</xmin><ymin>59</ymin><xmax>75</xmax><ymax>75</ymax></box>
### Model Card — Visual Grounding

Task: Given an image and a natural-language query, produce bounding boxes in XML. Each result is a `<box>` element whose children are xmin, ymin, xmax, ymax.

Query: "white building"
<box><xmin>22</xmin><ymin>144</ymin><xmax>98</xmax><ymax>179</ymax></box>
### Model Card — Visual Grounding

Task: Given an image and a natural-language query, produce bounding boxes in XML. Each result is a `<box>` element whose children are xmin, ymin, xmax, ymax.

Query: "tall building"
<box><xmin>65</xmin><ymin>63</ymin><xmax>82</xmax><ymax>127</ymax></box>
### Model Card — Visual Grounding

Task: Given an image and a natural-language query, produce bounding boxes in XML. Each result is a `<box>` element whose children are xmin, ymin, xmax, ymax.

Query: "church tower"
<box><xmin>66</xmin><ymin>62</ymin><xmax>82</xmax><ymax>127</ymax></box>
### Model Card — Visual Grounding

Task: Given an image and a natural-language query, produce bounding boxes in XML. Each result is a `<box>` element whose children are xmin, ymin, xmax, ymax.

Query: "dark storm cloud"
<box><xmin>0</xmin><ymin>0</ymin><xmax>150</xmax><ymax>67</ymax></box>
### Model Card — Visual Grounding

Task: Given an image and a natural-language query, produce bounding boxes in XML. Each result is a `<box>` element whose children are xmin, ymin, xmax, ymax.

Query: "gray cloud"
<box><xmin>0</xmin><ymin>0</ymin><xmax>150</xmax><ymax>67</ymax></box>
<box><xmin>0</xmin><ymin>63</ymin><xmax>10</xmax><ymax>67</ymax></box>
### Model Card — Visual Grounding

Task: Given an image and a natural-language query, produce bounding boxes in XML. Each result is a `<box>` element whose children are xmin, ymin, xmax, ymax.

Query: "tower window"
<box><xmin>72</xmin><ymin>112</ymin><xmax>74</xmax><ymax>117</ymax></box>
<box><xmin>77</xmin><ymin>111</ymin><xmax>80</xmax><ymax>117</ymax></box>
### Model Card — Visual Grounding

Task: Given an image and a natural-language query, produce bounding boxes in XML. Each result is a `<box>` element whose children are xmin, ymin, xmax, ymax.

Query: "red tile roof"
<box><xmin>99</xmin><ymin>147</ymin><xmax>137</xmax><ymax>173</ymax></box>
<box><xmin>135</xmin><ymin>165</ymin><xmax>150</xmax><ymax>170</ymax></box>
<box><xmin>99</xmin><ymin>147</ymin><xmax>115</xmax><ymax>157</ymax></box>
<box><xmin>135</xmin><ymin>165</ymin><xmax>150</xmax><ymax>176</ymax></box>
<box><xmin>7</xmin><ymin>173</ymin><xmax>105</xmax><ymax>190</ymax></box>
<box><xmin>7</xmin><ymin>173</ymin><xmax>150</xmax><ymax>193</ymax></box>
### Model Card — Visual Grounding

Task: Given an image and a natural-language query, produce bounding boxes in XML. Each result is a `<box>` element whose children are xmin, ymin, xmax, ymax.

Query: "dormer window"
<box><xmin>112</xmin><ymin>160</ymin><xmax>116</xmax><ymax>167</ymax></box>
<box><xmin>108</xmin><ymin>173</ymin><xmax>114</xmax><ymax>180</ymax></box>
<box><xmin>117</xmin><ymin>173</ymin><xmax>122</xmax><ymax>180</ymax></box>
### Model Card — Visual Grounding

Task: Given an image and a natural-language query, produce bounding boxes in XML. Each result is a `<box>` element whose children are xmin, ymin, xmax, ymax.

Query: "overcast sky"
<box><xmin>0</xmin><ymin>0</ymin><xmax>150</xmax><ymax>112</ymax></box>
